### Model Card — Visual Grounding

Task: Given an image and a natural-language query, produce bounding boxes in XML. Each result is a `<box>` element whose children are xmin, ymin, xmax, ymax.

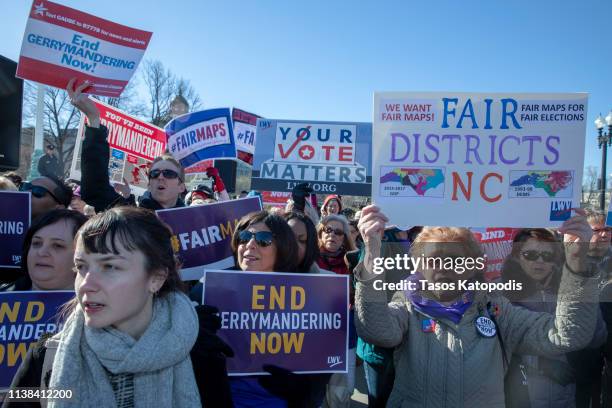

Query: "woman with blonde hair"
<box><xmin>316</xmin><ymin>214</ymin><xmax>356</xmax><ymax>275</ymax></box>
<box><xmin>355</xmin><ymin>205</ymin><xmax>600</xmax><ymax>407</ymax></box>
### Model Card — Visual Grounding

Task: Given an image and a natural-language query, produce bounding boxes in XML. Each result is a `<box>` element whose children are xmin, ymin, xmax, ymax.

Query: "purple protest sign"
<box><xmin>203</xmin><ymin>270</ymin><xmax>349</xmax><ymax>375</ymax></box>
<box><xmin>0</xmin><ymin>291</ymin><xmax>74</xmax><ymax>390</ymax></box>
<box><xmin>156</xmin><ymin>197</ymin><xmax>262</xmax><ymax>280</ymax></box>
<box><xmin>0</xmin><ymin>191</ymin><xmax>31</xmax><ymax>269</ymax></box>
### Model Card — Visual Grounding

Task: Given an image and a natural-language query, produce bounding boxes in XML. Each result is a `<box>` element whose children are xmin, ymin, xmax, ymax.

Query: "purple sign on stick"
<box><xmin>0</xmin><ymin>291</ymin><xmax>74</xmax><ymax>390</ymax></box>
<box><xmin>203</xmin><ymin>270</ymin><xmax>349</xmax><ymax>375</ymax></box>
<box><xmin>0</xmin><ymin>191</ymin><xmax>30</xmax><ymax>269</ymax></box>
<box><xmin>157</xmin><ymin>197</ymin><xmax>262</xmax><ymax>280</ymax></box>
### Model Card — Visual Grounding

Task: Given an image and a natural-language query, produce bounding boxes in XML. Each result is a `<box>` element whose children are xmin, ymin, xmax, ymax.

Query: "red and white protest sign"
<box><xmin>261</xmin><ymin>191</ymin><xmax>291</xmax><ymax>208</ymax></box>
<box><xmin>232</xmin><ymin>108</ymin><xmax>260</xmax><ymax>165</ymax></box>
<box><xmin>470</xmin><ymin>227</ymin><xmax>518</xmax><ymax>281</ymax></box>
<box><xmin>17</xmin><ymin>0</ymin><xmax>151</xmax><ymax>97</ymax></box>
<box><xmin>69</xmin><ymin>98</ymin><xmax>166</xmax><ymax>195</ymax></box>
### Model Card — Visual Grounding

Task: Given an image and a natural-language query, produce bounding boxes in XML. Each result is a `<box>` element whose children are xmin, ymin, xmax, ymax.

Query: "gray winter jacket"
<box><xmin>354</xmin><ymin>263</ymin><xmax>599</xmax><ymax>408</ymax></box>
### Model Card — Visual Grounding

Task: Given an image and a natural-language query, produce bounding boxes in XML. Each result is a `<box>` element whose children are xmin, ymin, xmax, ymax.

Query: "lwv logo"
<box><xmin>327</xmin><ymin>356</ymin><xmax>343</xmax><ymax>368</ymax></box>
<box><xmin>549</xmin><ymin>200</ymin><xmax>572</xmax><ymax>221</ymax></box>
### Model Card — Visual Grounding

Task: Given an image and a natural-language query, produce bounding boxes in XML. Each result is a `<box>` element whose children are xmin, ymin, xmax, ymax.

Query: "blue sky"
<box><xmin>2</xmin><ymin>0</ymin><xmax>611</xmax><ymax>174</ymax></box>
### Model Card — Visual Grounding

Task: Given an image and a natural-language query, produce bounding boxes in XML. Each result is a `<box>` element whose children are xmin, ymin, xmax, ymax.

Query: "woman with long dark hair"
<box><xmin>283</xmin><ymin>211</ymin><xmax>320</xmax><ymax>273</ymax></box>
<box><xmin>5</xmin><ymin>207</ymin><xmax>230</xmax><ymax>407</ymax></box>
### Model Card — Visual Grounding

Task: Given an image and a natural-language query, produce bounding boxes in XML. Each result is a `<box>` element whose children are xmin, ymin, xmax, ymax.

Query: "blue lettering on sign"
<box><xmin>549</xmin><ymin>200</ymin><xmax>572</xmax><ymax>221</ymax></box>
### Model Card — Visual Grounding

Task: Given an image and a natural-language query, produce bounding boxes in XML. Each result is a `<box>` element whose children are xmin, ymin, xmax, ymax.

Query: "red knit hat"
<box><xmin>322</xmin><ymin>195</ymin><xmax>342</xmax><ymax>213</ymax></box>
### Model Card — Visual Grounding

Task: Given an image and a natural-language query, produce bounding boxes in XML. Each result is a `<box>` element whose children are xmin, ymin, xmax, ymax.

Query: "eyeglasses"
<box><xmin>20</xmin><ymin>182</ymin><xmax>61</xmax><ymax>204</ymax></box>
<box><xmin>323</xmin><ymin>226</ymin><xmax>345</xmax><ymax>236</ymax></box>
<box><xmin>521</xmin><ymin>250</ymin><xmax>555</xmax><ymax>263</ymax></box>
<box><xmin>238</xmin><ymin>230</ymin><xmax>274</xmax><ymax>247</ymax></box>
<box><xmin>149</xmin><ymin>169</ymin><xmax>181</xmax><ymax>180</ymax></box>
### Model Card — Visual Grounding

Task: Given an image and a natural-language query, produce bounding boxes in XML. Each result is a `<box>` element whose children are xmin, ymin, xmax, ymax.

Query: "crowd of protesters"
<box><xmin>0</xmin><ymin>79</ymin><xmax>610</xmax><ymax>408</ymax></box>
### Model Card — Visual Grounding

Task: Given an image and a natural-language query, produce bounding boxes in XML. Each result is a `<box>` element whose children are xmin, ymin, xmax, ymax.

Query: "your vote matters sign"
<box><xmin>251</xmin><ymin>120</ymin><xmax>372</xmax><ymax>195</ymax></box>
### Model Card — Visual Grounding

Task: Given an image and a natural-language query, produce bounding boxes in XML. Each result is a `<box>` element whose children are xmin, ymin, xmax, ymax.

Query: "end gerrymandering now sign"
<box><xmin>251</xmin><ymin>119</ymin><xmax>372</xmax><ymax>195</ymax></box>
<box><xmin>69</xmin><ymin>97</ymin><xmax>166</xmax><ymax>196</ymax></box>
<box><xmin>165</xmin><ymin>108</ymin><xmax>237</xmax><ymax>168</ymax></box>
<box><xmin>0</xmin><ymin>291</ymin><xmax>74</xmax><ymax>390</ymax></box>
<box><xmin>373</xmin><ymin>92</ymin><xmax>587</xmax><ymax>228</ymax></box>
<box><xmin>156</xmin><ymin>197</ymin><xmax>262</xmax><ymax>280</ymax></box>
<box><xmin>0</xmin><ymin>192</ymin><xmax>30</xmax><ymax>269</ymax></box>
<box><xmin>17</xmin><ymin>0</ymin><xmax>151</xmax><ymax>97</ymax></box>
<box><xmin>202</xmin><ymin>270</ymin><xmax>349</xmax><ymax>375</ymax></box>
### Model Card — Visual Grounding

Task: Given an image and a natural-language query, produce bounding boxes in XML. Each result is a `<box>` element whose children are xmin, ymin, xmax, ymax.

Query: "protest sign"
<box><xmin>165</xmin><ymin>108</ymin><xmax>237</xmax><ymax>168</ymax></box>
<box><xmin>607</xmin><ymin>199</ymin><xmax>612</xmax><ymax>227</ymax></box>
<box><xmin>470</xmin><ymin>227</ymin><xmax>518</xmax><ymax>281</ymax></box>
<box><xmin>156</xmin><ymin>197</ymin><xmax>262</xmax><ymax>280</ymax></box>
<box><xmin>233</xmin><ymin>108</ymin><xmax>261</xmax><ymax>165</ymax></box>
<box><xmin>202</xmin><ymin>270</ymin><xmax>349</xmax><ymax>375</ymax></box>
<box><xmin>183</xmin><ymin>160</ymin><xmax>215</xmax><ymax>192</ymax></box>
<box><xmin>261</xmin><ymin>191</ymin><xmax>291</xmax><ymax>208</ymax></box>
<box><xmin>372</xmin><ymin>92</ymin><xmax>587</xmax><ymax>227</ymax></box>
<box><xmin>17</xmin><ymin>0</ymin><xmax>151</xmax><ymax>97</ymax></box>
<box><xmin>251</xmin><ymin>119</ymin><xmax>372</xmax><ymax>195</ymax></box>
<box><xmin>69</xmin><ymin>98</ymin><xmax>166</xmax><ymax>196</ymax></box>
<box><xmin>0</xmin><ymin>291</ymin><xmax>74</xmax><ymax>390</ymax></box>
<box><xmin>0</xmin><ymin>192</ymin><xmax>30</xmax><ymax>269</ymax></box>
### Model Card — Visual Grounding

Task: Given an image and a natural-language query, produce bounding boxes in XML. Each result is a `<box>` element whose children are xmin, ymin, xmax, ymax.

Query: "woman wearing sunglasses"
<box><xmin>501</xmin><ymin>229</ymin><xmax>607</xmax><ymax>408</ymax></box>
<box><xmin>67</xmin><ymin>79</ymin><xmax>187</xmax><ymax>212</ymax></box>
<box><xmin>20</xmin><ymin>176</ymin><xmax>73</xmax><ymax>221</ymax></box>
<box><xmin>217</xmin><ymin>210</ymin><xmax>331</xmax><ymax>407</ymax></box>
<box><xmin>314</xmin><ymin>215</ymin><xmax>358</xmax><ymax>407</ymax></box>
<box><xmin>316</xmin><ymin>215</ymin><xmax>356</xmax><ymax>275</ymax></box>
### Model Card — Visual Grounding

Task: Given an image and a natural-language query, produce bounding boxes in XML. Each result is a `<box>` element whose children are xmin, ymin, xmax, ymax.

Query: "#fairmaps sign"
<box><xmin>372</xmin><ymin>92</ymin><xmax>588</xmax><ymax>228</ymax></box>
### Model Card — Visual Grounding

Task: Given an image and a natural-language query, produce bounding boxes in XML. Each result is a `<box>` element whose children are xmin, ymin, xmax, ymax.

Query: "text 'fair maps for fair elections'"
<box><xmin>69</xmin><ymin>98</ymin><xmax>166</xmax><ymax>196</ymax></box>
<box><xmin>251</xmin><ymin>120</ymin><xmax>372</xmax><ymax>195</ymax></box>
<box><xmin>17</xmin><ymin>0</ymin><xmax>151</xmax><ymax>97</ymax></box>
<box><xmin>373</xmin><ymin>92</ymin><xmax>587</xmax><ymax>228</ymax></box>
<box><xmin>233</xmin><ymin>108</ymin><xmax>261</xmax><ymax>165</ymax></box>
<box><xmin>165</xmin><ymin>108</ymin><xmax>237</xmax><ymax>168</ymax></box>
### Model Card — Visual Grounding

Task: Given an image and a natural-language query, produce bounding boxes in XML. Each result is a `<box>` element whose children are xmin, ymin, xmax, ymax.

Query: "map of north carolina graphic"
<box><xmin>510</xmin><ymin>171</ymin><xmax>572</xmax><ymax>197</ymax></box>
<box><xmin>380</xmin><ymin>168</ymin><xmax>444</xmax><ymax>196</ymax></box>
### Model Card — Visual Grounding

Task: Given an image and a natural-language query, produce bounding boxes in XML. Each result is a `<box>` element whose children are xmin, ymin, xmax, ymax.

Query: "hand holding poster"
<box><xmin>252</xmin><ymin>120</ymin><xmax>372</xmax><ymax>195</ymax></box>
<box><xmin>165</xmin><ymin>108</ymin><xmax>237</xmax><ymax>168</ymax></box>
<box><xmin>69</xmin><ymin>98</ymin><xmax>167</xmax><ymax>196</ymax></box>
<box><xmin>202</xmin><ymin>270</ymin><xmax>349</xmax><ymax>375</ymax></box>
<box><xmin>372</xmin><ymin>92</ymin><xmax>587</xmax><ymax>227</ymax></box>
<box><xmin>156</xmin><ymin>197</ymin><xmax>262</xmax><ymax>280</ymax></box>
<box><xmin>17</xmin><ymin>0</ymin><xmax>151</xmax><ymax>97</ymax></box>
<box><xmin>0</xmin><ymin>192</ymin><xmax>30</xmax><ymax>269</ymax></box>
<box><xmin>0</xmin><ymin>291</ymin><xmax>74</xmax><ymax>390</ymax></box>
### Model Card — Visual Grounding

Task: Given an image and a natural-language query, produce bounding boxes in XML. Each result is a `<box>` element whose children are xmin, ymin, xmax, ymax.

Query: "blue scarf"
<box><xmin>404</xmin><ymin>273</ymin><xmax>474</xmax><ymax>324</ymax></box>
